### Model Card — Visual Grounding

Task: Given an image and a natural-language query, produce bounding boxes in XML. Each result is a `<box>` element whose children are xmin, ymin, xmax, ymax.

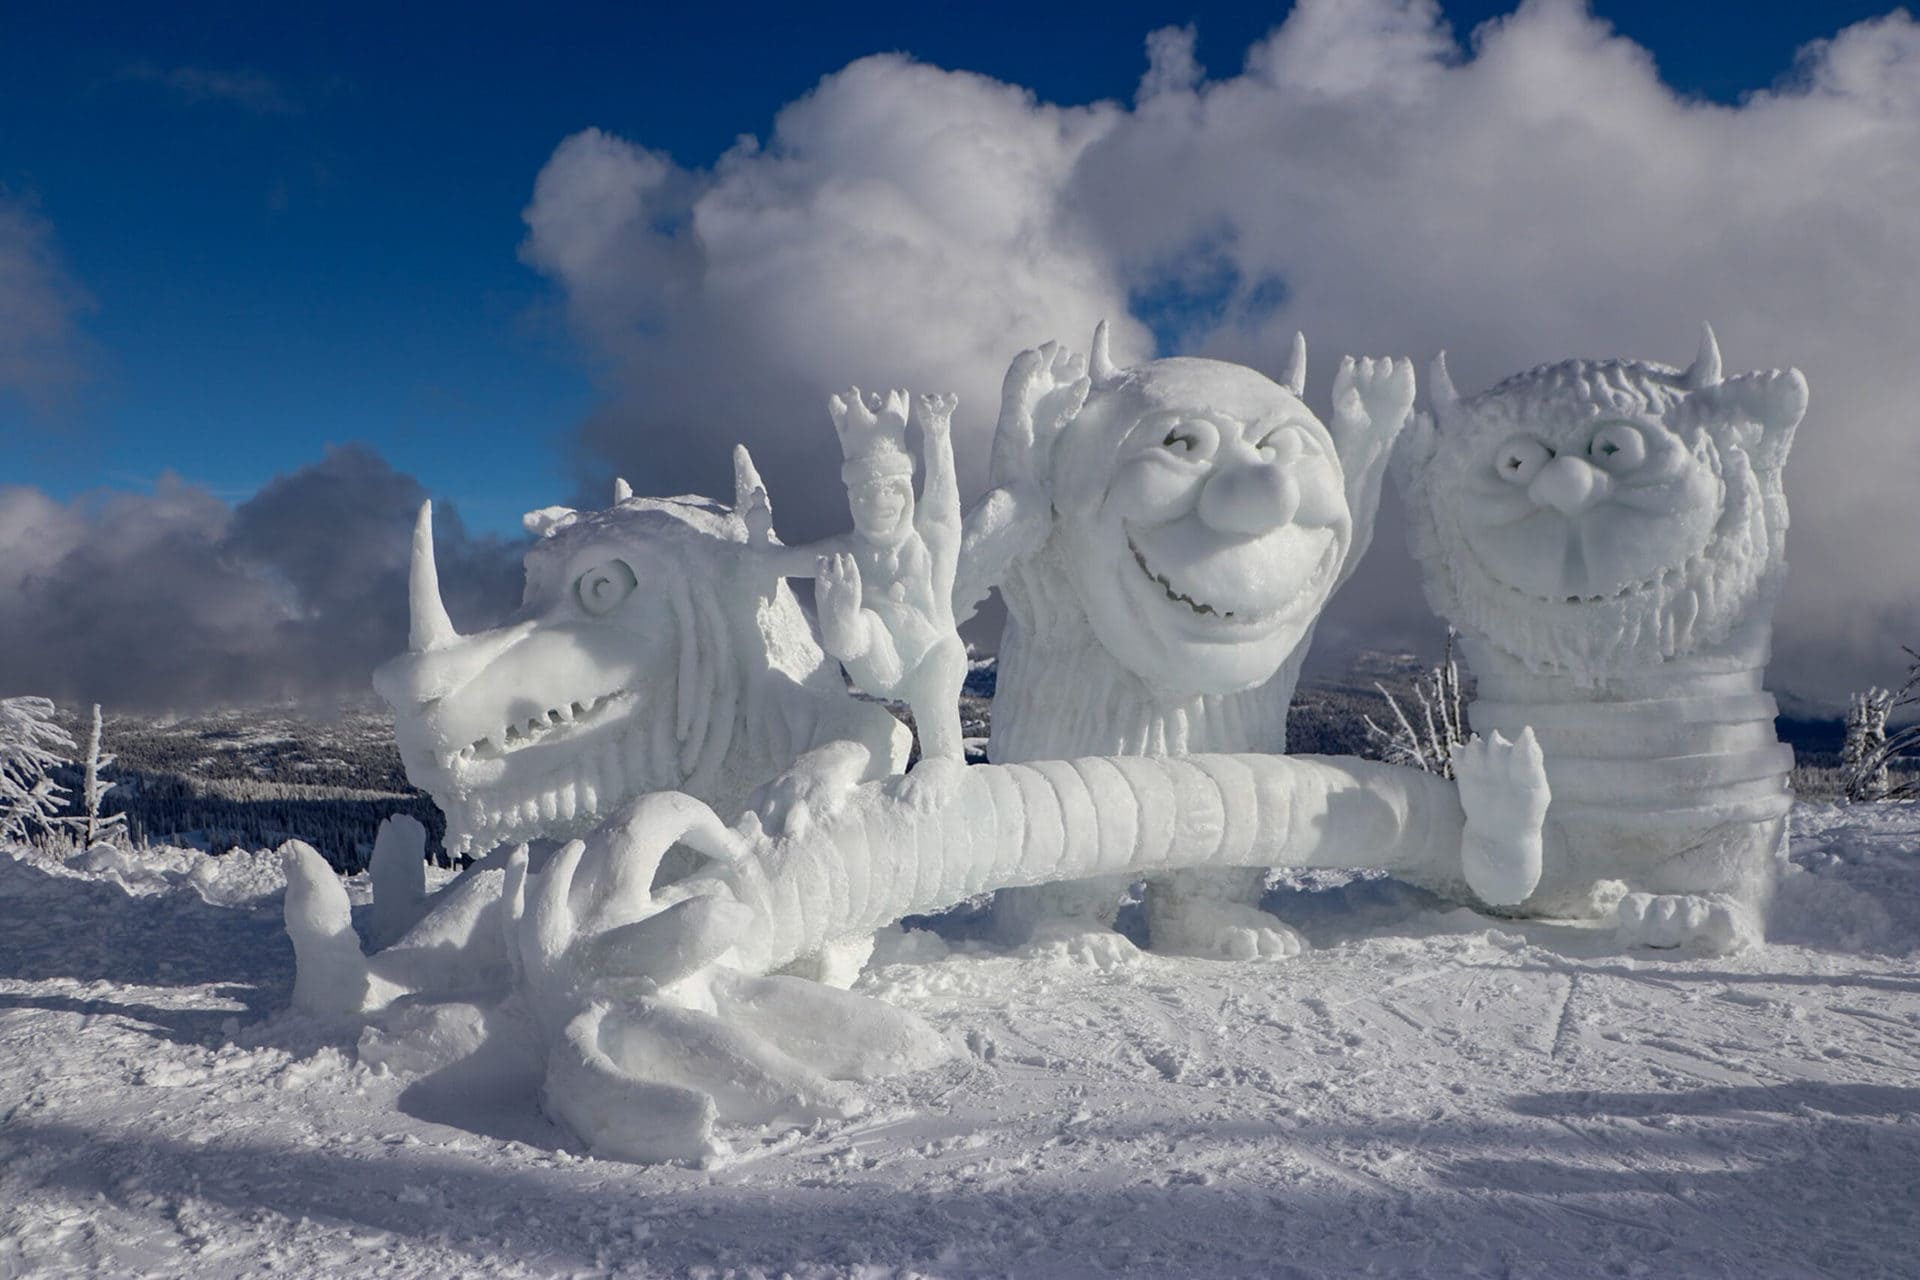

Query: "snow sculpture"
<box><xmin>754</xmin><ymin>388</ymin><xmax>969</xmax><ymax>775</ymax></box>
<box><xmin>285</xmin><ymin>729</ymin><xmax>1550</xmax><ymax>1163</ymax></box>
<box><xmin>976</xmin><ymin>325</ymin><xmax>1417</xmax><ymax>958</ymax></box>
<box><xmin>373</xmin><ymin>453</ymin><xmax>908</xmax><ymax>858</ymax></box>
<box><xmin>1397</xmin><ymin>326</ymin><xmax>1806</xmax><ymax>953</ymax></box>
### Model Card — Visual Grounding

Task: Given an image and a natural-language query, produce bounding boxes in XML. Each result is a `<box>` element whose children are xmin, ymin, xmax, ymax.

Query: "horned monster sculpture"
<box><xmin>1397</xmin><ymin>326</ymin><xmax>1806</xmax><ymax>953</ymax></box>
<box><xmin>977</xmin><ymin>323</ymin><xmax>1418</xmax><ymax>959</ymax></box>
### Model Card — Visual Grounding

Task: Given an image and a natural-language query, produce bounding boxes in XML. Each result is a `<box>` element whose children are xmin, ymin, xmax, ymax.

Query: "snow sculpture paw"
<box><xmin>1333</xmin><ymin>354</ymin><xmax>1417</xmax><ymax>436</ymax></box>
<box><xmin>816</xmin><ymin>552</ymin><xmax>866</xmax><ymax>661</ymax></box>
<box><xmin>1019</xmin><ymin>918</ymin><xmax>1143</xmax><ymax>972</ymax></box>
<box><xmin>992</xmin><ymin>339</ymin><xmax>1090</xmax><ymax>486</ymax></box>
<box><xmin>1150</xmin><ymin>900</ymin><xmax>1305</xmax><ymax>962</ymax></box>
<box><xmin>916</xmin><ymin>391</ymin><xmax>958</xmax><ymax>438</ymax></box>
<box><xmin>1616</xmin><ymin>892</ymin><xmax>1759</xmax><ymax>956</ymax></box>
<box><xmin>509</xmin><ymin>794</ymin><xmax>950</xmax><ymax>1164</ymax></box>
<box><xmin>1454</xmin><ymin>727</ymin><xmax>1551</xmax><ymax>907</ymax></box>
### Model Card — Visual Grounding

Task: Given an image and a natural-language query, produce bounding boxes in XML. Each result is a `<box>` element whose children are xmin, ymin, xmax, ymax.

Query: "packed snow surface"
<box><xmin>4</xmin><ymin>803</ymin><xmax>1919</xmax><ymax>1278</ymax></box>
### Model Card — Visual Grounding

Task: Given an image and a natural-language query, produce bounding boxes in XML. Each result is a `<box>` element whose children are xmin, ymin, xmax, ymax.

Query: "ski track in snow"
<box><xmin>3</xmin><ymin>805</ymin><xmax>1919</xmax><ymax>1278</ymax></box>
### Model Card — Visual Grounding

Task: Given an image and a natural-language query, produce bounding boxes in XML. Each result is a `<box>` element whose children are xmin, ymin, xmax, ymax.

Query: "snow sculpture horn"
<box><xmin>1088</xmin><ymin>319</ymin><xmax>1122</xmax><ymax>389</ymax></box>
<box><xmin>1684</xmin><ymin>322</ymin><xmax>1723</xmax><ymax>390</ymax></box>
<box><xmin>613</xmin><ymin>477</ymin><xmax>633</xmax><ymax>504</ymax></box>
<box><xmin>1429</xmin><ymin>351</ymin><xmax>1463</xmax><ymax>433</ymax></box>
<box><xmin>732</xmin><ymin>443</ymin><xmax>765</xmax><ymax>510</ymax></box>
<box><xmin>408</xmin><ymin>500</ymin><xmax>459</xmax><ymax>652</ymax></box>
<box><xmin>1282</xmin><ymin>331</ymin><xmax>1307</xmax><ymax>397</ymax></box>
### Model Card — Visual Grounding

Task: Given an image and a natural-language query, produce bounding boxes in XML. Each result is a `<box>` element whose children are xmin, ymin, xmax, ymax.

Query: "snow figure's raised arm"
<box><xmin>1326</xmin><ymin>343</ymin><xmax>1416</xmax><ymax>592</ymax></box>
<box><xmin>945</xmin><ymin>342</ymin><xmax>1090</xmax><ymax>624</ymax></box>
<box><xmin>913</xmin><ymin>392</ymin><xmax>962</xmax><ymax>560</ymax></box>
<box><xmin>456</xmin><ymin>733</ymin><xmax>1551</xmax><ymax>1163</ymax></box>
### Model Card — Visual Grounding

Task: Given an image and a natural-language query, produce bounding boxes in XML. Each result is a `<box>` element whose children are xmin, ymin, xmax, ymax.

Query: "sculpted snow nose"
<box><xmin>1198</xmin><ymin>461</ymin><xmax>1298</xmax><ymax>536</ymax></box>
<box><xmin>1528</xmin><ymin>456</ymin><xmax>1612</xmax><ymax>518</ymax></box>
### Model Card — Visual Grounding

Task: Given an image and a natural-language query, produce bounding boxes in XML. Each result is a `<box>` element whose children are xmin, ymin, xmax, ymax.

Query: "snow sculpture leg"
<box><xmin>1398</xmin><ymin>328</ymin><xmax>1806</xmax><ymax>953</ymax></box>
<box><xmin>483</xmin><ymin>737</ymin><xmax>1548</xmax><ymax>1162</ymax></box>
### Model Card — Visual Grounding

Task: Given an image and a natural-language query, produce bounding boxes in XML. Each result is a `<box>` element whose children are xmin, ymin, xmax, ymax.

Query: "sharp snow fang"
<box><xmin>444</xmin><ymin>690</ymin><xmax>626</xmax><ymax>767</ymax></box>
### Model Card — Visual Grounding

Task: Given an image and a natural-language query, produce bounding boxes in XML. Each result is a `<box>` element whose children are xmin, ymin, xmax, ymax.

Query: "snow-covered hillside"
<box><xmin>3</xmin><ymin>805</ymin><xmax>1918</xmax><ymax>1278</ymax></box>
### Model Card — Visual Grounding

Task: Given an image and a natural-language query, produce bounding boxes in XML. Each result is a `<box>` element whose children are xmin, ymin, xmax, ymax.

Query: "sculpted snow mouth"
<box><xmin>1127</xmin><ymin>535</ymin><xmax>1268</xmax><ymax>623</ymax></box>
<box><xmin>438</xmin><ymin>690</ymin><xmax>630</xmax><ymax>771</ymax></box>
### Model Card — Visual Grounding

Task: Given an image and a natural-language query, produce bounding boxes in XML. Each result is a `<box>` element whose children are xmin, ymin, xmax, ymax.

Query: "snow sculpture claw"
<box><xmin>1616</xmin><ymin>891</ymin><xmax>1759</xmax><ymax>956</ymax></box>
<box><xmin>1453</xmin><ymin>727</ymin><xmax>1550</xmax><ymax>906</ymax></box>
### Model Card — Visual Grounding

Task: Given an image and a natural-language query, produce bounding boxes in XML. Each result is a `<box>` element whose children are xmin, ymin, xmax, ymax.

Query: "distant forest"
<box><xmin>42</xmin><ymin>655</ymin><xmax>1877</xmax><ymax>872</ymax></box>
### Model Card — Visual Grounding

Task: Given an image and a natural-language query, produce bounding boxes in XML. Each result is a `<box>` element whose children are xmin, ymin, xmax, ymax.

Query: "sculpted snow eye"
<box><xmin>1587</xmin><ymin>422</ymin><xmax>1646</xmax><ymax>470</ymax></box>
<box><xmin>575</xmin><ymin>559</ymin><xmax>638</xmax><ymax>615</ymax></box>
<box><xmin>1494</xmin><ymin>435</ymin><xmax>1553</xmax><ymax>484</ymax></box>
<box><xmin>1159</xmin><ymin>418</ymin><xmax>1217</xmax><ymax>459</ymax></box>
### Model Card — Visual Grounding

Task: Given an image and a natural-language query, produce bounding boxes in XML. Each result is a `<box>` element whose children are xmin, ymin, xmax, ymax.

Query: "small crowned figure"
<box><xmin>754</xmin><ymin>386</ymin><xmax>969</xmax><ymax>778</ymax></box>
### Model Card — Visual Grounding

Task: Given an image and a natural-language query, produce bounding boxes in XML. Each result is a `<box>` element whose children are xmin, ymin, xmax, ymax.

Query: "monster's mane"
<box><xmin>1398</xmin><ymin>333</ymin><xmax>1806</xmax><ymax>681</ymax></box>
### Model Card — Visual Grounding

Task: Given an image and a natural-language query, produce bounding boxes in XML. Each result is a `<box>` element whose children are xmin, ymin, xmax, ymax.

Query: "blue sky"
<box><xmin>0</xmin><ymin>0</ymin><xmax>1898</xmax><ymax>535</ymax></box>
<box><xmin>3</xmin><ymin>1</ymin><xmax>1917</xmax><ymax>709</ymax></box>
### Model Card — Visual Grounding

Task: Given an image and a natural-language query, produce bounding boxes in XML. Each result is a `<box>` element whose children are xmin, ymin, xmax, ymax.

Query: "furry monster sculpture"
<box><xmin>1397</xmin><ymin>326</ymin><xmax>1806</xmax><ymax>953</ymax></box>
<box><xmin>977</xmin><ymin>324</ymin><xmax>1416</xmax><ymax>959</ymax></box>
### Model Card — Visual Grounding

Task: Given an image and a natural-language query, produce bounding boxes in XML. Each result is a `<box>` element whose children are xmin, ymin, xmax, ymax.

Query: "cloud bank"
<box><xmin>523</xmin><ymin>0</ymin><xmax>1920</xmax><ymax>707</ymax></box>
<box><xmin>0</xmin><ymin>447</ymin><xmax>524</xmax><ymax>709</ymax></box>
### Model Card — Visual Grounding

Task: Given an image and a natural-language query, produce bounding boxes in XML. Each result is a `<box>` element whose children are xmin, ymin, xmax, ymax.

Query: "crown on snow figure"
<box><xmin>833</xmin><ymin>387</ymin><xmax>914</xmax><ymax>482</ymax></box>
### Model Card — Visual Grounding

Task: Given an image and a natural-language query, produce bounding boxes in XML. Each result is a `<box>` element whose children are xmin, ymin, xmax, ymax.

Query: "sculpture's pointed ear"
<box><xmin>732</xmin><ymin>444</ymin><xmax>765</xmax><ymax>511</ymax></box>
<box><xmin>1429</xmin><ymin>351</ymin><xmax>1465</xmax><ymax>434</ymax></box>
<box><xmin>1683</xmin><ymin>322</ymin><xmax>1723</xmax><ymax>389</ymax></box>
<box><xmin>1698</xmin><ymin>367</ymin><xmax>1807</xmax><ymax>473</ymax></box>
<box><xmin>1281</xmin><ymin>331</ymin><xmax>1306</xmax><ymax>397</ymax></box>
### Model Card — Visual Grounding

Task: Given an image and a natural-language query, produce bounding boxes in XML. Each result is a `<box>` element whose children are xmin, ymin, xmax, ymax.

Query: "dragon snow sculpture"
<box><xmin>373</xmin><ymin>451</ymin><xmax>908</xmax><ymax>860</ymax></box>
<box><xmin>972</xmin><ymin>324</ymin><xmax>1418</xmax><ymax>959</ymax></box>
<box><xmin>285</xmin><ymin>727</ymin><xmax>1550</xmax><ymax>1164</ymax></box>
<box><xmin>1397</xmin><ymin>326</ymin><xmax>1806</xmax><ymax>953</ymax></box>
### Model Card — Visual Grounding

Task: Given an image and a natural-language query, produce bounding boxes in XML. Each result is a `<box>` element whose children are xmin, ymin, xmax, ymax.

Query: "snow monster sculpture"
<box><xmin>982</xmin><ymin>324</ymin><xmax>1416</xmax><ymax>958</ymax></box>
<box><xmin>373</xmin><ymin>451</ymin><xmax>908</xmax><ymax>859</ymax></box>
<box><xmin>1397</xmin><ymin>326</ymin><xmax>1806</xmax><ymax>953</ymax></box>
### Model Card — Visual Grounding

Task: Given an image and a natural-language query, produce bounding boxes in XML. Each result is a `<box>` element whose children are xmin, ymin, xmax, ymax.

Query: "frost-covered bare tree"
<box><xmin>1364</xmin><ymin>631</ymin><xmax>1470</xmax><ymax>779</ymax></box>
<box><xmin>69</xmin><ymin>704</ymin><xmax>126</xmax><ymax>848</ymax></box>
<box><xmin>0</xmin><ymin>696</ymin><xmax>75</xmax><ymax>843</ymax></box>
<box><xmin>1843</xmin><ymin>647</ymin><xmax>1920</xmax><ymax>802</ymax></box>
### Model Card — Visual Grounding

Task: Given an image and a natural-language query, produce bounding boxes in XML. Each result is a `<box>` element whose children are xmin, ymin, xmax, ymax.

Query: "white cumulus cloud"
<box><xmin>524</xmin><ymin>0</ymin><xmax>1920</xmax><ymax>707</ymax></box>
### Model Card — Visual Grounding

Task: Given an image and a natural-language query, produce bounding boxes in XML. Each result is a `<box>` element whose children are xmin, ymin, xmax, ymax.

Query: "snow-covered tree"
<box><xmin>70</xmin><ymin>704</ymin><xmax>127</xmax><ymax>848</ymax></box>
<box><xmin>1364</xmin><ymin>631</ymin><xmax>1470</xmax><ymax>779</ymax></box>
<box><xmin>1843</xmin><ymin>648</ymin><xmax>1920</xmax><ymax>803</ymax></box>
<box><xmin>0</xmin><ymin>696</ymin><xmax>75</xmax><ymax>843</ymax></box>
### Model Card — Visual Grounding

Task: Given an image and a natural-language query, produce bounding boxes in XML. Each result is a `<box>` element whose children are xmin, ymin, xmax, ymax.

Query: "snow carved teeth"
<box><xmin>1128</xmin><ymin>537</ymin><xmax>1234</xmax><ymax>619</ymax></box>
<box><xmin>448</xmin><ymin>689</ymin><xmax>630</xmax><ymax>766</ymax></box>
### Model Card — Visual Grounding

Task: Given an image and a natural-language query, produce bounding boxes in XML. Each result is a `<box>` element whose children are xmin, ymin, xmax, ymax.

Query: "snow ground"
<box><xmin>3</xmin><ymin>805</ymin><xmax>1919</xmax><ymax>1279</ymax></box>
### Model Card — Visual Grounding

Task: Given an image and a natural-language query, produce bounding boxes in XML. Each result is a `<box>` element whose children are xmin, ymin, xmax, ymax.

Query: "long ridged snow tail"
<box><xmin>685</xmin><ymin>752</ymin><xmax>1468</xmax><ymax>977</ymax></box>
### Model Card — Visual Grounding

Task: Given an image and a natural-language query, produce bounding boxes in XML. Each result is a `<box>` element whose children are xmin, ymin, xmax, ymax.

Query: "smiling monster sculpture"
<box><xmin>1397</xmin><ymin>326</ymin><xmax>1806</xmax><ymax>952</ymax></box>
<box><xmin>982</xmin><ymin>324</ymin><xmax>1416</xmax><ymax>958</ymax></box>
